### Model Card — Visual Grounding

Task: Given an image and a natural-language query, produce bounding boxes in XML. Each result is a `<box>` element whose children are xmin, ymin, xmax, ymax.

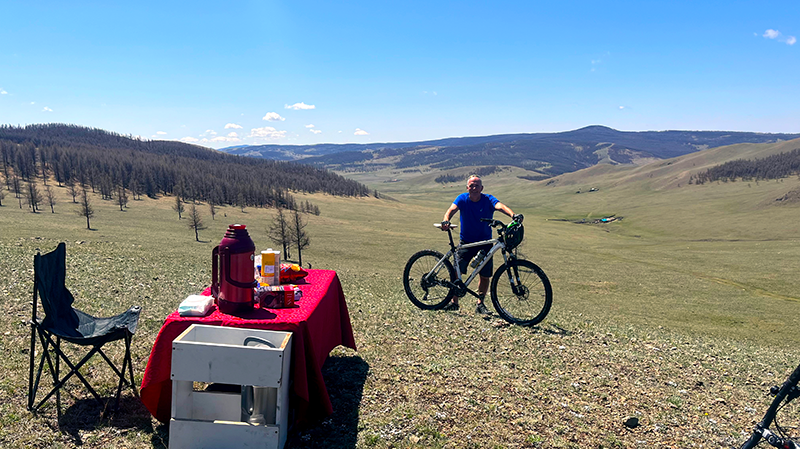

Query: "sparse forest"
<box><xmin>692</xmin><ymin>148</ymin><xmax>800</xmax><ymax>184</ymax></box>
<box><xmin>0</xmin><ymin>124</ymin><xmax>371</xmax><ymax>214</ymax></box>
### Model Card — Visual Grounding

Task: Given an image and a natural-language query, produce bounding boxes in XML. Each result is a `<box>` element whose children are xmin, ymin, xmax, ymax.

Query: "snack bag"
<box><xmin>280</xmin><ymin>263</ymin><xmax>308</xmax><ymax>283</ymax></box>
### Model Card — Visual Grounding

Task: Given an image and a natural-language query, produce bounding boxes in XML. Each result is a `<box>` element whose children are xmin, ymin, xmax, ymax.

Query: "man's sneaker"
<box><xmin>443</xmin><ymin>302</ymin><xmax>460</xmax><ymax>311</ymax></box>
<box><xmin>475</xmin><ymin>303</ymin><xmax>490</xmax><ymax>315</ymax></box>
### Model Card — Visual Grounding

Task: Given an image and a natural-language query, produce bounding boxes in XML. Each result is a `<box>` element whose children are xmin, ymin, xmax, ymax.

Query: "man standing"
<box><xmin>441</xmin><ymin>175</ymin><xmax>521</xmax><ymax>313</ymax></box>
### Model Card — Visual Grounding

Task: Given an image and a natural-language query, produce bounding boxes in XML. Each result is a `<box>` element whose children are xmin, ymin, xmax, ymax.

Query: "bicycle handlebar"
<box><xmin>480</xmin><ymin>218</ymin><xmax>506</xmax><ymax>228</ymax></box>
<box><xmin>433</xmin><ymin>223</ymin><xmax>458</xmax><ymax>229</ymax></box>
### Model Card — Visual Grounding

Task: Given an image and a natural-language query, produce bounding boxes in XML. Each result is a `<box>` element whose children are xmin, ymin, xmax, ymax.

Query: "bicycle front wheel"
<box><xmin>403</xmin><ymin>250</ymin><xmax>457</xmax><ymax>310</ymax></box>
<box><xmin>490</xmin><ymin>259</ymin><xmax>552</xmax><ymax>326</ymax></box>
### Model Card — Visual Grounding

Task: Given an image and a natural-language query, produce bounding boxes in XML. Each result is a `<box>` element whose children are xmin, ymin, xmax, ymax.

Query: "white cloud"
<box><xmin>619</xmin><ymin>106</ymin><xmax>625</xmax><ymax>110</ymax></box>
<box><xmin>205</xmin><ymin>129</ymin><xmax>217</xmax><ymax>135</ymax></box>
<box><xmin>181</xmin><ymin>136</ymin><xmax>199</xmax><ymax>143</ymax></box>
<box><xmin>354</xmin><ymin>128</ymin><xmax>369</xmax><ymax>136</ymax></box>
<box><xmin>42</xmin><ymin>106</ymin><xmax>53</xmax><ymax>112</ymax></box>
<box><xmin>224</xmin><ymin>123</ymin><xmax>243</xmax><ymax>129</ymax></box>
<box><xmin>305</xmin><ymin>124</ymin><xmax>315</xmax><ymax>128</ymax></box>
<box><xmin>763</xmin><ymin>29</ymin><xmax>796</xmax><ymax>45</ymax></box>
<box><xmin>263</xmin><ymin>112</ymin><xmax>285</xmax><ymax>121</ymax></box>
<box><xmin>249</xmin><ymin>126</ymin><xmax>287</xmax><ymax>139</ymax></box>
<box><xmin>211</xmin><ymin>135</ymin><xmax>241</xmax><ymax>143</ymax></box>
<box><xmin>0</xmin><ymin>88</ymin><xmax>7</xmax><ymax>95</ymax></box>
<box><xmin>227</xmin><ymin>132</ymin><xmax>239</xmax><ymax>137</ymax></box>
<box><xmin>156</xmin><ymin>131</ymin><xmax>167</xmax><ymax>135</ymax></box>
<box><xmin>310</xmin><ymin>129</ymin><xmax>322</xmax><ymax>134</ymax></box>
<box><xmin>285</xmin><ymin>102</ymin><xmax>315</xmax><ymax>110</ymax></box>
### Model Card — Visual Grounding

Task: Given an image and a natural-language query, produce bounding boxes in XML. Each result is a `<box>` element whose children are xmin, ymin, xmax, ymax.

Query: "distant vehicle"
<box><xmin>589</xmin><ymin>187</ymin><xmax>598</xmax><ymax>192</ymax></box>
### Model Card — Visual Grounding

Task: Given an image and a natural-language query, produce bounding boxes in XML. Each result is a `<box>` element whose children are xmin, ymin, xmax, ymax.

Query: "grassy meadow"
<box><xmin>1</xmin><ymin>139</ymin><xmax>800</xmax><ymax>448</ymax></box>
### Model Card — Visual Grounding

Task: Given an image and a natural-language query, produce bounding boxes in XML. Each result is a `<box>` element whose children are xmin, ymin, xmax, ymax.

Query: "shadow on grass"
<box><xmin>54</xmin><ymin>395</ymin><xmax>161</xmax><ymax>447</ymax></box>
<box><xmin>285</xmin><ymin>354</ymin><xmax>369</xmax><ymax>449</ymax></box>
<box><xmin>539</xmin><ymin>323</ymin><xmax>570</xmax><ymax>335</ymax></box>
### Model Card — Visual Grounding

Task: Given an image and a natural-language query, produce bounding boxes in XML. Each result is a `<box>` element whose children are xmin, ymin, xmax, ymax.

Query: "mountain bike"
<box><xmin>742</xmin><ymin>362</ymin><xmax>800</xmax><ymax>448</ymax></box>
<box><xmin>402</xmin><ymin>216</ymin><xmax>552</xmax><ymax>326</ymax></box>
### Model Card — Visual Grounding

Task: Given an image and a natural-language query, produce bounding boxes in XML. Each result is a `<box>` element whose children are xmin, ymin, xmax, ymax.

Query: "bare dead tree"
<box><xmin>12</xmin><ymin>173</ymin><xmax>22</xmax><ymax>208</ymax></box>
<box><xmin>78</xmin><ymin>187</ymin><xmax>94</xmax><ymax>229</ymax></box>
<box><xmin>26</xmin><ymin>181</ymin><xmax>42</xmax><ymax>212</ymax></box>
<box><xmin>44</xmin><ymin>184</ymin><xmax>56</xmax><ymax>213</ymax></box>
<box><xmin>172</xmin><ymin>193</ymin><xmax>184</xmax><ymax>219</ymax></box>
<box><xmin>66</xmin><ymin>179</ymin><xmax>79</xmax><ymax>203</ymax></box>
<box><xmin>267</xmin><ymin>208</ymin><xmax>292</xmax><ymax>260</ymax></box>
<box><xmin>117</xmin><ymin>185</ymin><xmax>128</xmax><ymax>211</ymax></box>
<box><xmin>187</xmin><ymin>203</ymin><xmax>206</xmax><ymax>242</ymax></box>
<box><xmin>290</xmin><ymin>210</ymin><xmax>310</xmax><ymax>267</ymax></box>
<box><xmin>208</xmin><ymin>201</ymin><xmax>217</xmax><ymax>220</ymax></box>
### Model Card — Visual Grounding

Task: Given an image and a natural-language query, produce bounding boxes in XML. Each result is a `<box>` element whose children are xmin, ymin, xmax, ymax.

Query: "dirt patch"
<box><xmin>774</xmin><ymin>187</ymin><xmax>800</xmax><ymax>204</ymax></box>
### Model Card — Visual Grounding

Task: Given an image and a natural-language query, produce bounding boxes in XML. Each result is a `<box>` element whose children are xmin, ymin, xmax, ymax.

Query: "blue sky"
<box><xmin>1</xmin><ymin>1</ymin><xmax>798</xmax><ymax>149</ymax></box>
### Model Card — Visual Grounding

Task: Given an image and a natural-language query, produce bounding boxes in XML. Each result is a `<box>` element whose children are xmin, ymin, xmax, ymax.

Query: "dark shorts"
<box><xmin>458</xmin><ymin>241</ymin><xmax>493</xmax><ymax>278</ymax></box>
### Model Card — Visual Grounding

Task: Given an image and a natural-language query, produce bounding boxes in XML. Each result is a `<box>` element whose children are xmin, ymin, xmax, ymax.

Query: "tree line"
<box><xmin>434</xmin><ymin>166</ymin><xmax>502</xmax><ymax>184</ymax></box>
<box><xmin>691</xmin><ymin>148</ymin><xmax>800</xmax><ymax>184</ymax></box>
<box><xmin>0</xmin><ymin>124</ymin><xmax>372</xmax><ymax>213</ymax></box>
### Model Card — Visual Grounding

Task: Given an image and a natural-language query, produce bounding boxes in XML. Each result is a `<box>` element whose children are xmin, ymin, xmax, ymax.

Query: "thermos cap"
<box><xmin>230</xmin><ymin>224</ymin><xmax>246</xmax><ymax>229</ymax></box>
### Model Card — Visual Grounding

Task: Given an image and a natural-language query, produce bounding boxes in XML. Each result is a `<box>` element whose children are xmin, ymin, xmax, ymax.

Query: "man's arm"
<box><xmin>441</xmin><ymin>203</ymin><xmax>459</xmax><ymax>231</ymax></box>
<box><xmin>495</xmin><ymin>202</ymin><xmax>514</xmax><ymax>218</ymax></box>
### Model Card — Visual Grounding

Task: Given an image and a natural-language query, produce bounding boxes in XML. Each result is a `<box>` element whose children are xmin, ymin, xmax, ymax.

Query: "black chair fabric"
<box><xmin>28</xmin><ymin>242</ymin><xmax>141</xmax><ymax>412</ymax></box>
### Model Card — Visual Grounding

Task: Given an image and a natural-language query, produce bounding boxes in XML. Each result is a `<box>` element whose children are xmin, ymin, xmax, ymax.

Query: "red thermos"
<box><xmin>211</xmin><ymin>224</ymin><xmax>257</xmax><ymax>315</ymax></box>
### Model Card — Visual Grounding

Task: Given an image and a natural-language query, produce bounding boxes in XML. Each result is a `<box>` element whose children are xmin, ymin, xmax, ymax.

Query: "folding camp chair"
<box><xmin>28</xmin><ymin>242</ymin><xmax>142</xmax><ymax>413</ymax></box>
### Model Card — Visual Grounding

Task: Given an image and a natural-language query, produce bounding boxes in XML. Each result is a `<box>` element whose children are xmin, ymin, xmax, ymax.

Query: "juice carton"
<box><xmin>260</xmin><ymin>249</ymin><xmax>281</xmax><ymax>286</ymax></box>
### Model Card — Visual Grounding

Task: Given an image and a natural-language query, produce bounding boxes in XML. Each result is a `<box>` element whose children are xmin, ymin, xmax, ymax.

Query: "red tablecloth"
<box><xmin>139</xmin><ymin>269</ymin><xmax>357</xmax><ymax>425</ymax></box>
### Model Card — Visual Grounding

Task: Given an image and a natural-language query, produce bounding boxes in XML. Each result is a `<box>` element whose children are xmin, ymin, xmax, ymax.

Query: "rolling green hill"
<box><xmin>223</xmin><ymin>125</ymin><xmax>800</xmax><ymax>178</ymax></box>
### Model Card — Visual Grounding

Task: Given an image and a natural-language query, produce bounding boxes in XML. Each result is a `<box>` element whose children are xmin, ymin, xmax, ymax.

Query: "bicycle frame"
<box><xmin>427</xmin><ymin>225</ymin><xmax>511</xmax><ymax>299</ymax></box>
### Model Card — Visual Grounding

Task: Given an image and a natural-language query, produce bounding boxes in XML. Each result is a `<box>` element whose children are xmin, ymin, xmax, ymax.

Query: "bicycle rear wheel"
<box><xmin>403</xmin><ymin>250</ymin><xmax>457</xmax><ymax>310</ymax></box>
<box><xmin>742</xmin><ymin>362</ymin><xmax>800</xmax><ymax>448</ymax></box>
<box><xmin>490</xmin><ymin>259</ymin><xmax>552</xmax><ymax>326</ymax></box>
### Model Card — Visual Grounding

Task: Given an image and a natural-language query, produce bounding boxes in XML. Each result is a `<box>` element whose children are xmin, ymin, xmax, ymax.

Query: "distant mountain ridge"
<box><xmin>221</xmin><ymin>126</ymin><xmax>800</xmax><ymax>177</ymax></box>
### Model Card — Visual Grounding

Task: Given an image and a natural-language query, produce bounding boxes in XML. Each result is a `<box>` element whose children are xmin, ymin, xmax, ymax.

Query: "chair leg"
<box><xmin>56</xmin><ymin>336</ymin><xmax>61</xmax><ymax>415</ymax></box>
<box><xmin>32</xmin><ymin>333</ymin><xmax>103</xmax><ymax>411</ymax></box>
<box><xmin>28</xmin><ymin>323</ymin><xmax>36</xmax><ymax>410</ymax></box>
<box><xmin>126</xmin><ymin>334</ymin><xmax>139</xmax><ymax>398</ymax></box>
<box><xmin>30</xmin><ymin>330</ymin><xmax>58</xmax><ymax>411</ymax></box>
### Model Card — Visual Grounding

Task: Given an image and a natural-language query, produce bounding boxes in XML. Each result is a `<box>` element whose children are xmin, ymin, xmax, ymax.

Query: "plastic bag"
<box><xmin>280</xmin><ymin>264</ymin><xmax>308</xmax><ymax>283</ymax></box>
<box><xmin>178</xmin><ymin>295</ymin><xmax>215</xmax><ymax>317</ymax></box>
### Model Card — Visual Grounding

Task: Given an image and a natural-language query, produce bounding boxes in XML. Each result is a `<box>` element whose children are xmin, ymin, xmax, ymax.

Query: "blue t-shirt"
<box><xmin>454</xmin><ymin>192</ymin><xmax>499</xmax><ymax>243</ymax></box>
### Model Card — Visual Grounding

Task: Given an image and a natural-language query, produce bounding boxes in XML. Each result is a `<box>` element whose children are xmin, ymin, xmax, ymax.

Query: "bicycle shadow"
<box><xmin>525</xmin><ymin>322</ymin><xmax>570</xmax><ymax>336</ymax></box>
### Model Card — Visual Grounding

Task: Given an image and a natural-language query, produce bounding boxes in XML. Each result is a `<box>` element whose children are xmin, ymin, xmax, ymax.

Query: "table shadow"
<box><xmin>285</xmin><ymin>354</ymin><xmax>369</xmax><ymax>449</ymax></box>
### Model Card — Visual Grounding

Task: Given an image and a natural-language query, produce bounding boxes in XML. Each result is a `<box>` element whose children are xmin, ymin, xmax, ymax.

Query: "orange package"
<box><xmin>280</xmin><ymin>264</ymin><xmax>308</xmax><ymax>283</ymax></box>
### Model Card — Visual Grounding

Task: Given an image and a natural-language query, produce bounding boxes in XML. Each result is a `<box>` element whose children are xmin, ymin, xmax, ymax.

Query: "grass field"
<box><xmin>1</xmin><ymin>140</ymin><xmax>800</xmax><ymax>448</ymax></box>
